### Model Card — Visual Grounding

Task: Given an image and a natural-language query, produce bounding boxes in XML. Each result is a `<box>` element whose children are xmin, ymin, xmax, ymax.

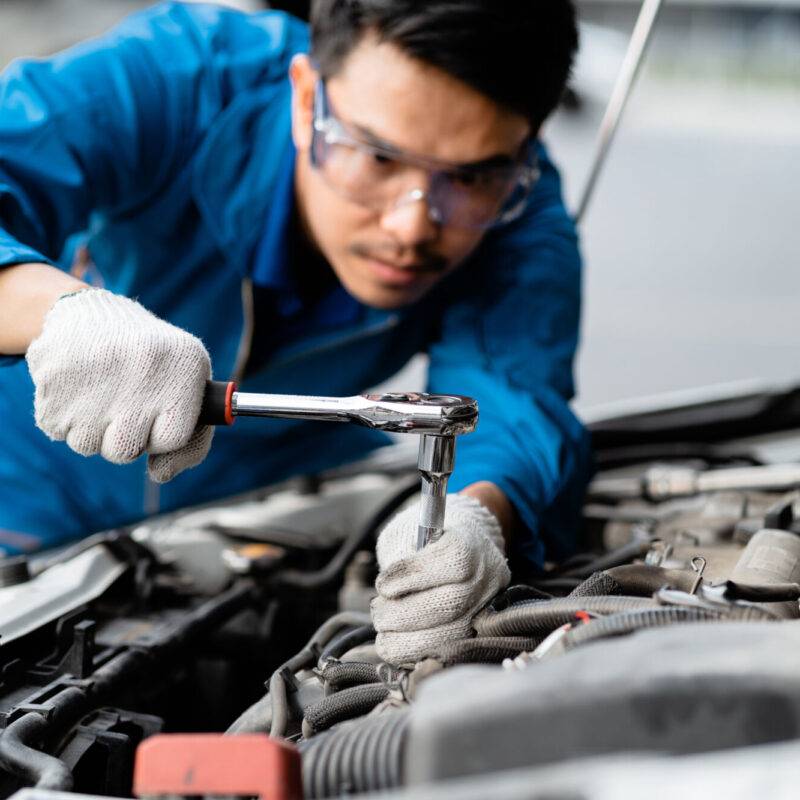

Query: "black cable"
<box><xmin>474</xmin><ymin>596</ymin><xmax>658</xmax><ymax>638</ymax></box>
<box><xmin>428</xmin><ymin>636</ymin><xmax>541</xmax><ymax>666</ymax></box>
<box><xmin>265</xmin><ymin>611</ymin><xmax>371</xmax><ymax>738</ymax></box>
<box><xmin>318</xmin><ymin>625</ymin><xmax>376</xmax><ymax>664</ymax></box>
<box><xmin>563</xmin><ymin>604</ymin><xmax>777</xmax><ymax>651</ymax></box>
<box><xmin>274</xmin><ymin>479</ymin><xmax>419</xmax><ymax>590</ymax></box>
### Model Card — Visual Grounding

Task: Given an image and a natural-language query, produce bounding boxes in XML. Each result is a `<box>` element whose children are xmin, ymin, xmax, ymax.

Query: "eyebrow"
<box><xmin>350</xmin><ymin>121</ymin><xmax>520</xmax><ymax>172</ymax></box>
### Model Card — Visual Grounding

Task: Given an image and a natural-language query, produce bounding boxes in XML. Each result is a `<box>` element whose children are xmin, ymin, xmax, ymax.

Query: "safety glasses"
<box><xmin>310</xmin><ymin>80</ymin><xmax>539</xmax><ymax>231</ymax></box>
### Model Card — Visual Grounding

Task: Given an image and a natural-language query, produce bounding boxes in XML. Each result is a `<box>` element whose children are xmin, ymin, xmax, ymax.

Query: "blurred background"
<box><xmin>1</xmin><ymin>0</ymin><xmax>798</xmax><ymax>418</ymax></box>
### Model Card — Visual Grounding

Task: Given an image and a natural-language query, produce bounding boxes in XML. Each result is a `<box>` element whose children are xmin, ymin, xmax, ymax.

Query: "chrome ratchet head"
<box><xmin>359</xmin><ymin>392</ymin><xmax>478</xmax><ymax>436</ymax></box>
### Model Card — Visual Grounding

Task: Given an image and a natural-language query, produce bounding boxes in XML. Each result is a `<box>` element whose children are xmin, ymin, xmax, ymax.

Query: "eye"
<box><xmin>372</xmin><ymin>152</ymin><xmax>394</xmax><ymax>166</ymax></box>
<box><xmin>450</xmin><ymin>170</ymin><xmax>498</xmax><ymax>192</ymax></box>
<box><xmin>451</xmin><ymin>171</ymin><xmax>478</xmax><ymax>188</ymax></box>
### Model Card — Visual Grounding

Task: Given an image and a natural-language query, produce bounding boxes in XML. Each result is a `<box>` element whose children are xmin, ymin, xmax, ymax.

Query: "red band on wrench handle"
<box><xmin>198</xmin><ymin>380</ymin><xmax>236</xmax><ymax>426</ymax></box>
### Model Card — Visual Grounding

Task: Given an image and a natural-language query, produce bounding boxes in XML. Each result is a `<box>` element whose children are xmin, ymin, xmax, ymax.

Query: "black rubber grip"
<box><xmin>198</xmin><ymin>380</ymin><xmax>236</xmax><ymax>426</ymax></box>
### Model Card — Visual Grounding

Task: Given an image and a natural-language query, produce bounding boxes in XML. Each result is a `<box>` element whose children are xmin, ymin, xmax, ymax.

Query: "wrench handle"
<box><xmin>198</xmin><ymin>380</ymin><xmax>237</xmax><ymax>426</ymax></box>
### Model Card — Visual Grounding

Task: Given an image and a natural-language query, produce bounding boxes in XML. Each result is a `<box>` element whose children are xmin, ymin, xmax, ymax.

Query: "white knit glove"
<box><xmin>26</xmin><ymin>289</ymin><xmax>213</xmax><ymax>483</ymax></box>
<box><xmin>371</xmin><ymin>494</ymin><xmax>511</xmax><ymax>666</ymax></box>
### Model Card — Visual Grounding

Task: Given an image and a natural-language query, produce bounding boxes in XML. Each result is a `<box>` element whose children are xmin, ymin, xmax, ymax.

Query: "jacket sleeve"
<box><xmin>0</xmin><ymin>1</ymin><xmax>291</xmax><ymax>365</ymax></box>
<box><xmin>426</xmin><ymin>143</ymin><xmax>592</xmax><ymax>567</ymax></box>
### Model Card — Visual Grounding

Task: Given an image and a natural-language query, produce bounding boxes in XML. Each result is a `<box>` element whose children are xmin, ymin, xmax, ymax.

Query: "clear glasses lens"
<box><xmin>430</xmin><ymin>167</ymin><xmax>532</xmax><ymax>229</ymax></box>
<box><xmin>313</xmin><ymin>125</ymin><xmax>405</xmax><ymax>207</ymax></box>
<box><xmin>311</xmin><ymin>87</ymin><xmax>538</xmax><ymax>230</ymax></box>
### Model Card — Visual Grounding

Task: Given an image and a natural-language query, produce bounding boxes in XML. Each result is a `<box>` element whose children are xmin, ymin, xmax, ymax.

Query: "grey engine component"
<box><xmin>404</xmin><ymin>622</ymin><xmax>800</xmax><ymax>785</ymax></box>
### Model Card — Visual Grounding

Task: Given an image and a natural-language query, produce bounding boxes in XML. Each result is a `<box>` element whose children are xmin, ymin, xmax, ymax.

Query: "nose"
<box><xmin>379</xmin><ymin>187</ymin><xmax>440</xmax><ymax>247</ymax></box>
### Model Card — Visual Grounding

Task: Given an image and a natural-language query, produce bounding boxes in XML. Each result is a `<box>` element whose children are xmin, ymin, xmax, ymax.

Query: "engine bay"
<box><xmin>3</xmin><ymin>387</ymin><xmax>800</xmax><ymax>799</ymax></box>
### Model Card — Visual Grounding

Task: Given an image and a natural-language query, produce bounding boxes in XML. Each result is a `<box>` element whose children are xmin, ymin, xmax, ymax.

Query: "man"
<box><xmin>0</xmin><ymin>1</ymin><xmax>590</xmax><ymax>664</ymax></box>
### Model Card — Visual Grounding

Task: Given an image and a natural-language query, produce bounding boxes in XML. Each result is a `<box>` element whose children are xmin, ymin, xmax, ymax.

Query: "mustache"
<box><xmin>349</xmin><ymin>242</ymin><xmax>448</xmax><ymax>274</ymax></box>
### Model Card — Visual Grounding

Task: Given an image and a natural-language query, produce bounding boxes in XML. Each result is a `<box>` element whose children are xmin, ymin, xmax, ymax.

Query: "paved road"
<box><xmin>2</xmin><ymin>1</ymin><xmax>799</xmax><ymax>414</ymax></box>
<box><xmin>546</xmin><ymin>70</ymin><xmax>800</xmax><ymax>413</ymax></box>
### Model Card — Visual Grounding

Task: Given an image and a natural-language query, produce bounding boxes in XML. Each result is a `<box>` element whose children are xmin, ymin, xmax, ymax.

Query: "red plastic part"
<box><xmin>133</xmin><ymin>733</ymin><xmax>302</xmax><ymax>800</ymax></box>
<box><xmin>225</xmin><ymin>380</ymin><xmax>236</xmax><ymax>426</ymax></box>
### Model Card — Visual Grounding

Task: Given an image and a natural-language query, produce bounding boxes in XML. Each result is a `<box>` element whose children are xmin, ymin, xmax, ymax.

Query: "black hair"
<box><xmin>309</xmin><ymin>0</ymin><xmax>578</xmax><ymax>129</ymax></box>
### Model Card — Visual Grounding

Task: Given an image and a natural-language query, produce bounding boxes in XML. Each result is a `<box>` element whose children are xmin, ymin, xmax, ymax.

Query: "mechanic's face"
<box><xmin>290</xmin><ymin>36</ymin><xmax>532</xmax><ymax>309</ymax></box>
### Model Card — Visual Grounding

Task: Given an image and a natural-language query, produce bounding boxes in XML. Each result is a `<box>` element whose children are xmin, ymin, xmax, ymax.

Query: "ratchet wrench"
<box><xmin>198</xmin><ymin>381</ymin><xmax>478</xmax><ymax>549</ymax></box>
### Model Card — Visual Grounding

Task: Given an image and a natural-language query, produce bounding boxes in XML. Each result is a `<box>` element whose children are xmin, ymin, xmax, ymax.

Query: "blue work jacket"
<box><xmin>0</xmin><ymin>2</ymin><xmax>590</xmax><ymax>565</ymax></box>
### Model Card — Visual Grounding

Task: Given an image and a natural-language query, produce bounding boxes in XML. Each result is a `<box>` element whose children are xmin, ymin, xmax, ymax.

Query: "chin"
<box><xmin>329</xmin><ymin>253</ymin><xmax>442</xmax><ymax>309</ymax></box>
<box><xmin>350</xmin><ymin>281</ymin><xmax>430</xmax><ymax>310</ymax></box>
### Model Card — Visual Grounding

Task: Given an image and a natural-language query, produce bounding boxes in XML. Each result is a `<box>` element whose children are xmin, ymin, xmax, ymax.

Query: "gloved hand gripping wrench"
<box><xmin>199</xmin><ymin>381</ymin><xmax>478</xmax><ymax>549</ymax></box>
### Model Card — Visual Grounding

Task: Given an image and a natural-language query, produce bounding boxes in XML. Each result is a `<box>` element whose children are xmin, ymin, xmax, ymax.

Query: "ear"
<box><xmin>289</xmin><ymin>54</ymin><xmax>318</xmax><ymax>151</ymax></box>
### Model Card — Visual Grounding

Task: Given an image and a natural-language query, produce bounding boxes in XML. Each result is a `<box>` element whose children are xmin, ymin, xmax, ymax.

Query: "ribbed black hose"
<box><xmin>569</xmin><ymin>571</ymin><xmax>622</xmax><ymax>597</ymax></box>
<box><xmin>300</xmin><ymin>711</ymin><xmax>409</xmax><ymax>798</ymax></box>
<box><xmin>563</xmin><ymin>604</ymin><xmax>777</xmax><ymax>650</ymax></box>
<box><xmin>428</xmin><ymin>636</ymin><xmax>541</xmax><ymax>665</ymax></box>
<box><xmin>319</xmin><ymin>661</ymin><xmax>380</xmax><ymax>692</ymax></box>
<box><xmin>303</xmin><ymin>684</ymin><xmax>390</xmax><ymax>737</ymax></box>
<box><xmin>263</xmin><ymin>611</ymin><xmax>371</xmax><ymax>738</ymax></box>
<box><xmin>318</xmin><ymin>625</ymin><xmax>376</xmax><ymax>664</ymax></box>
<box><xmin>474</xmin><ymin>596</ymin><xmax>658</xmax><ymax>637</ymax></box>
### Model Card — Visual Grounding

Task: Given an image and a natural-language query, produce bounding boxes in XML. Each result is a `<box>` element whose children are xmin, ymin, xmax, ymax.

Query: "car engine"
<box><xmin>2</xmin><ymin>387</ymin><xmax>800</xmax><ymax>800</ymax></box>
